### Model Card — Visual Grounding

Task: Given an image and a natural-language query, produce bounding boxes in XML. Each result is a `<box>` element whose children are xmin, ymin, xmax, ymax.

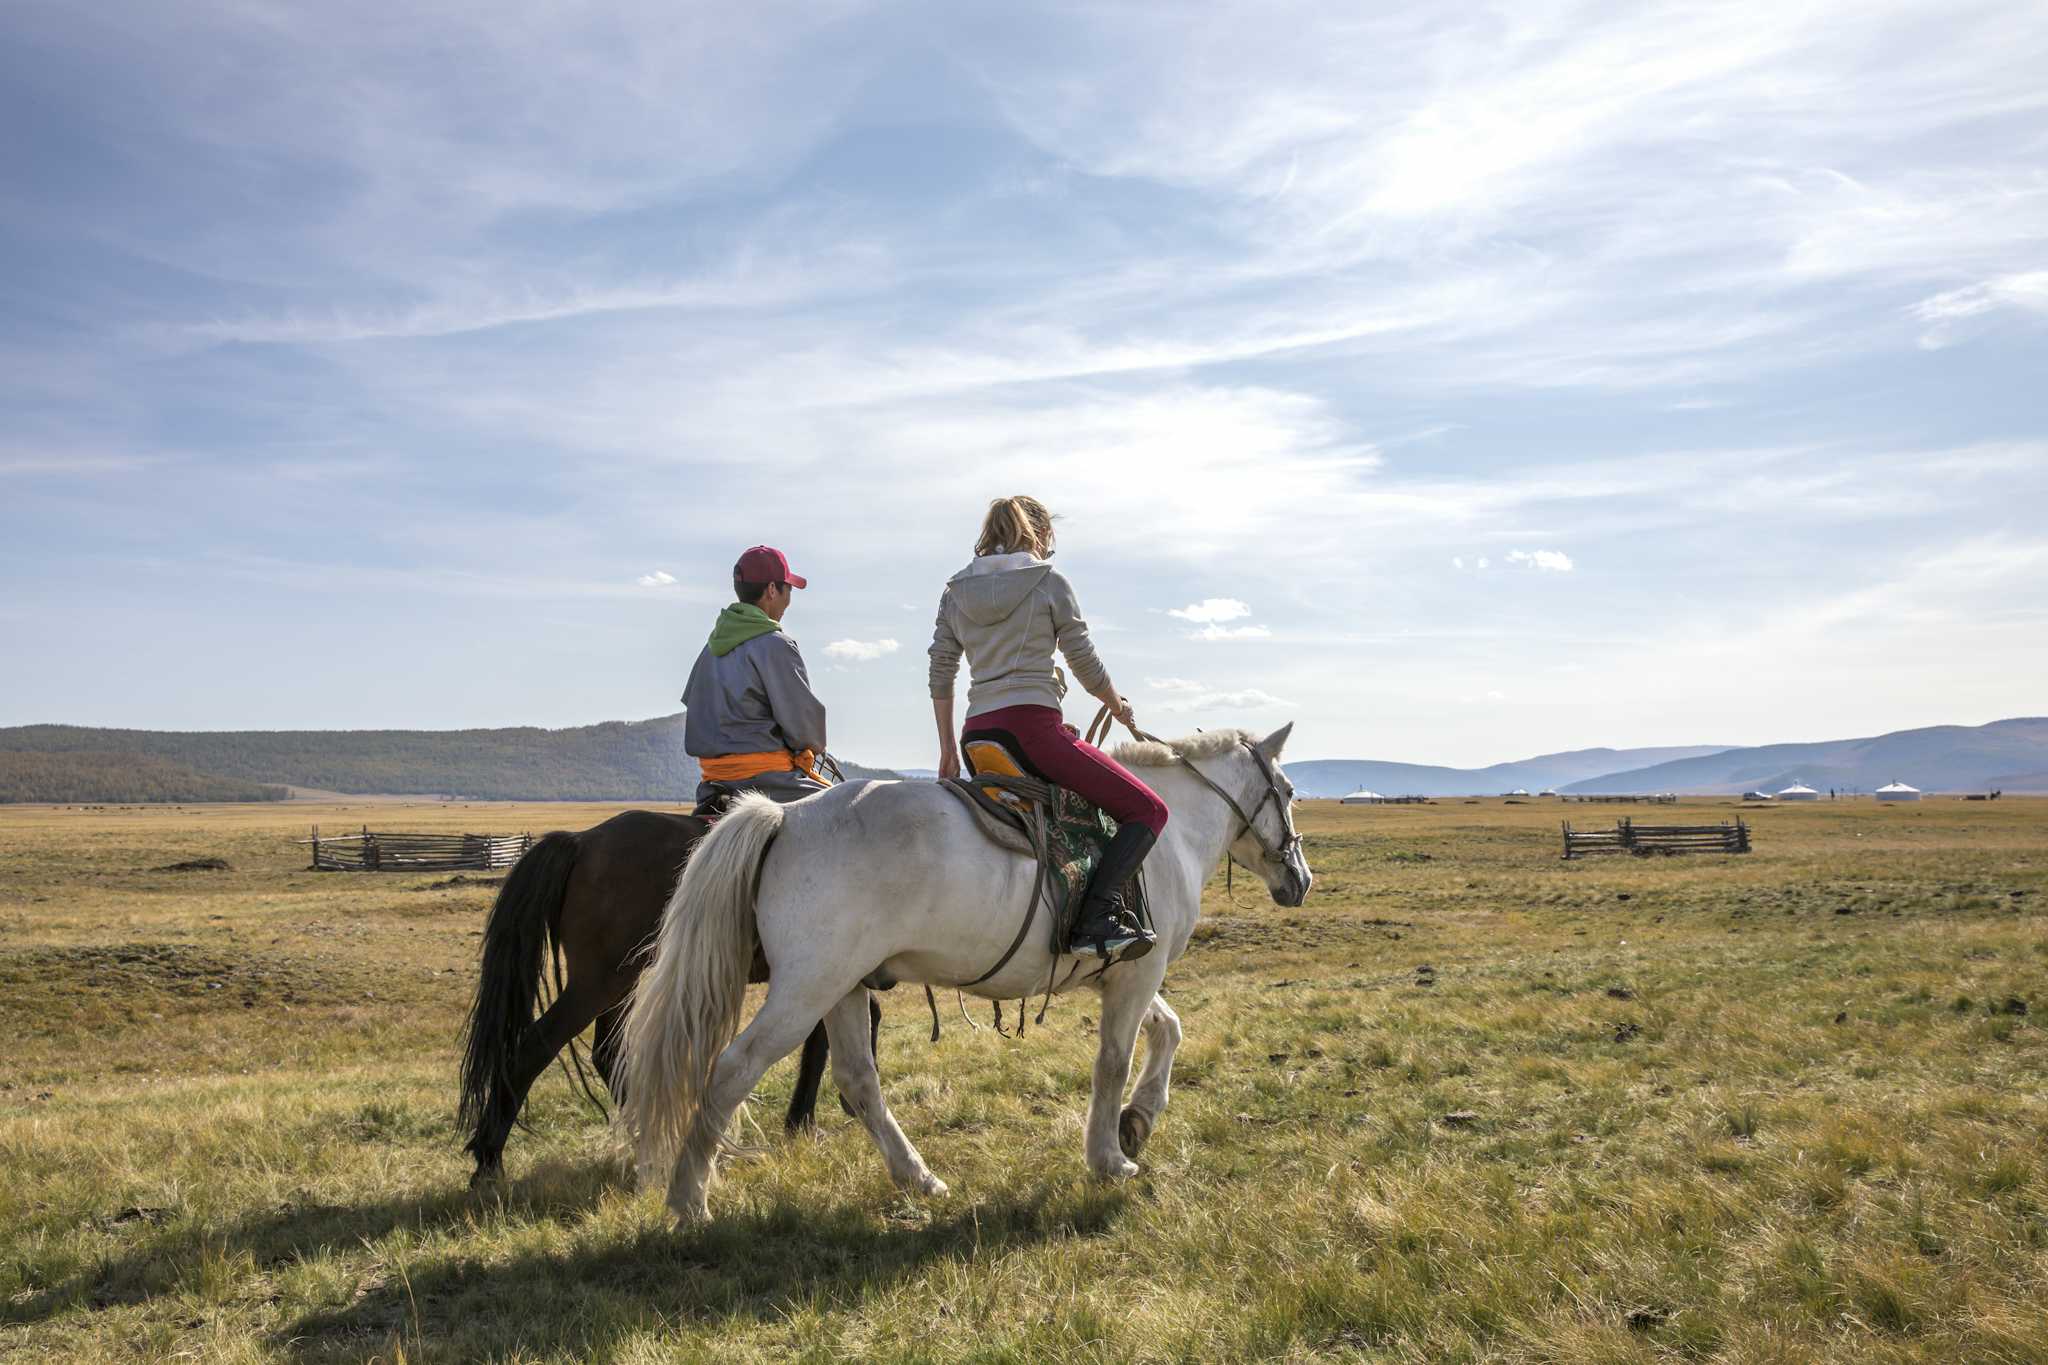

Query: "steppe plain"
<box><xmin>1</xmin><ymin>794</ymin><xmax>2043</xmax><ymax>1362</ymax></box>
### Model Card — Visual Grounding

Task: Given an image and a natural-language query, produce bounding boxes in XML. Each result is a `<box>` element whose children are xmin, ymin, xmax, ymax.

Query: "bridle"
<box><xmin>1085</xmin><ymin>706</ymin><xmax>1303</xmax><ymax>881</ymax></box>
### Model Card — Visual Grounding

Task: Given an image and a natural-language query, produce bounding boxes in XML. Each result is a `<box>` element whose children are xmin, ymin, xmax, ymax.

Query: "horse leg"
<box><xmin>797</xmin><ymin>990</ymin><xmax>884</xmax><ymax>1130</ymax></box>
<box><xmin>666</xmin><ymin>974</ymin><xmax>851</xmax><ymax>1223</ymax></box>
<box><xmin>469</xmin><ymin>985</ymin><xmax>607</xmax><ymax>1185</ymax></box>
<box><xmin>1118</xmin><ymin>993</ymin><xmax>1182</xmax><ymax>1159</ymax></box>
<box><xmin>825</xmin><ymin>987</ymin><xmax>945</xmax><ymax>1197</ymax></box>
<box><xmin>784</xmin><ymin>1021</ymin><xmax>830</xmax><ymax>1135</ymax></box>
<box><xmin>591</xmin><ymin>1002</ymin><xmax>626</xmax><ymax>1099</ymax></box>
<box><xmin>1084</xmin><ymin>961</ymin><xmax>1168</xmax><ymax>1179</ymax></box>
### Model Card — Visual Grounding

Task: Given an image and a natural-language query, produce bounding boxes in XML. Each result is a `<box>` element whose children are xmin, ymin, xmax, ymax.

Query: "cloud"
<box><xmin>1147</xmin><ymin>677</ymin><xmax>1205</xmax><ymax>693</ymax></box>
<box><xmin>636</xmin><ymin>569</ymin><xmax>677</xmax><ymax>587</ymax></box>
<box><xmin>824</xmin><ymin>638</ymin><xmax>900</xmax><ymax>662</ymax></box>
<box><xmin>1506</xmin><ymin>549</ymin><xmax>1575</xmax><ymax>572</ymax></box>
<box><xmin>1911</xmin><ymin>271</ymin><xmax>2048</xmax><ymax>348</ymax></box>
<box><xmin>1451</xmin><ymin>556</ymin><xmax>1464</xmax><ymax>569</ymax></box>
<box><xmin>1159</xmin><ymin>687</ymin><xmax>1293</xmax><ymax>714</ymax></box>
<box><xmin>1169</xmin><ymin>598</ymin><xmax>1269</xmax><ymax>640</ymax></box>
<box><xmin>1168</xmin><ymin>597</ymin><xmax>1254</xmax><ymax>624</ymax></box>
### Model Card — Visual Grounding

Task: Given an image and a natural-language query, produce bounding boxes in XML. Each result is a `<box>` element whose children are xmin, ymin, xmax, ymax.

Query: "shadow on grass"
<box><xmin>6</xmin><ymin>1155</ymin><xmax>627</xmax><ymax>1327</ymax></box>
<box><xmin>10</xmin><ymin>1154</ymin><xmax>1125</xmax><ymax>1361</ymax></box>
<box><xmin>278</xmin><ymin>1178</ymin><xmax>1123</xmax><ymax>1362</ymax></box>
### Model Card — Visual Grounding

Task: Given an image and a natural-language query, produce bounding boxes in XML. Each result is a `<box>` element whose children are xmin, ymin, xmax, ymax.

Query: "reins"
<box><xmin>1083</xmin><ymin>705</ymin><xmax>1303</xmax><ymax>881</ymax></box>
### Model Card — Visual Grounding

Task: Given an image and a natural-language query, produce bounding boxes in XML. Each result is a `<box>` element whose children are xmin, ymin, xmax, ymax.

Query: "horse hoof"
<box><xmin>667</xmin><ymin>1193</ymin><xmax>711</xmax><ymax>1227</ymax></box>
<box><xmin>1091</xmin><ymin>1156</ymin><xmax>1140</xmax><ymax>1182</ymax></box>
<box><xmin>918</xmin><ymin>1173</ymin><xmax>950</xmax><ymax>1198</ymax></box>
<box><xmin>1118</xmin><ymin>1106</ymin><xmax>1152</xmax><ymax>1159</ymax></box>
<box><xmin>469</xmin><ymin>1163</ymin><xmax>504</xmax><ymax>1190</ymax></box>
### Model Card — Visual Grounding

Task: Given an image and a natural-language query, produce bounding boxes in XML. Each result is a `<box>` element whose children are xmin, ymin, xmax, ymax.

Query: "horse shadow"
<box><xmin>11</xmin><ymin>1157</ymin><xmax>1127</xmax><ymax>1359</ymax></box>
<box><xmin>280</xmin><ymin>1175</ymin><xmax>1125</xmax><ymax>1361</ymax></box>
<box><xmin>8</xmin><ymin>1157</ymin><xmax>627</xmax><ymax>1327</ymax></box>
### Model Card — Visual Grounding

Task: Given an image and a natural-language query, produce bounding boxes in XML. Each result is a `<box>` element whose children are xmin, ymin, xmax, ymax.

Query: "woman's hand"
<box><xmin>938</xmin><ymin>744</ymin><xmax>961</xmax><ymax>781</ymax></box>
<box><xmin>1114</xmin><ymin>695</ymin><xmax>1137</xmax><ymax>727</ymax></box>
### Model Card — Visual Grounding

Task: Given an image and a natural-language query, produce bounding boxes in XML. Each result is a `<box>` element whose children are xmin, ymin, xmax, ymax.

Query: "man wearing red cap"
<box><xmin>681</xmin><ymin>546</ymin><xmax>830</xmax><ymax>809</ymax></box>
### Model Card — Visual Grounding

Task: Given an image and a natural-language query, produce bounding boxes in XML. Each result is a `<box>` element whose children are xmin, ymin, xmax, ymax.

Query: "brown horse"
<box><xmin>457</xmin><ymin>808</ymin><xmax>877</xmax><ymax>1184</ymax></box>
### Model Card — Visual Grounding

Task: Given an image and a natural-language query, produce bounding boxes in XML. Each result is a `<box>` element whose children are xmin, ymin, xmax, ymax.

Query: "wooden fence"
<box><xmin>1562</xmin><ymin>794</ymin><xmax>1680</xmax><ymax>805</ymax></box>
<box><xmin>1563</xmin><ymin>817</ymin><xmax>1750</xmax><ymax>859</ymax></box>
<box><xmin>305</xmin><ymin>826</ymin><xmax>532</xmax><ymax>872</ymax></box>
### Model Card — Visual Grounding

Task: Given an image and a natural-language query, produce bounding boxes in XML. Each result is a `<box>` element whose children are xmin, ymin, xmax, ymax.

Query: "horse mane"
<box><xmin>1110</xmin><ymin>728</ymin><xmax>1254</xmax><ymax>769</ymax></box>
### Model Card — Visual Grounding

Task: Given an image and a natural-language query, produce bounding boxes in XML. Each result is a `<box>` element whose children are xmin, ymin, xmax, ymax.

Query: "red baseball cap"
<box><xmin>733</xmin><ymin>545</ymin><xmax>806</xmax><ymax>589</ymax></box>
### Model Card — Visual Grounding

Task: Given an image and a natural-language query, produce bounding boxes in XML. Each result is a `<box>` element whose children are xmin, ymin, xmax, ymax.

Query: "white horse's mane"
<box><xmin>1110</xmin><ymin>728</ymin><xmax>1255</xmax><ymax>769</ymax></box>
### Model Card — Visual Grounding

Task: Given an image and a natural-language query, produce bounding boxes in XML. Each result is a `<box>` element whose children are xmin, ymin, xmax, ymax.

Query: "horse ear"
<box><xmin>1257</xmin><ymin>722</ymin><xmax>1294</xmax><ymax>759</ymax></box>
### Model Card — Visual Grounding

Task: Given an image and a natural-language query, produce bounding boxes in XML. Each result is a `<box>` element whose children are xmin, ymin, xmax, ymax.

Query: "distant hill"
<box><xmin>1288</xmin><ymin>745</ymin><xmax>1733</xmax><ymax>798</ymax></box>
<box><xmin>0</xmin><ymin>715</ymin><xmax>901</xmax><ymax>803</ymax></box>
<box><xmin>0</xmin><ymin>751</ymin><xmax>288</xmax><ymax>804</ymax></box>
<box><xmin>1558</xmin><ymin>718</ymin><xmax>2048</xmax><ymax>795</ymax></box>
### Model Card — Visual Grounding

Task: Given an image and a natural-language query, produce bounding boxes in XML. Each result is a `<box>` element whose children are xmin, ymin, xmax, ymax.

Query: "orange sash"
<box><xmin>697</xmin><ymin>748</ymin><xmax>820</xmax><ymax>783</ymax></box>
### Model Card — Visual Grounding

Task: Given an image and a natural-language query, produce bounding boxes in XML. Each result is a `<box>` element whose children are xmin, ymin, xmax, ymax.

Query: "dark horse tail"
<box><xmin>458</xmin><ymin>831</ymin><xmax>580</xmax><ymax>1141</ymax></box>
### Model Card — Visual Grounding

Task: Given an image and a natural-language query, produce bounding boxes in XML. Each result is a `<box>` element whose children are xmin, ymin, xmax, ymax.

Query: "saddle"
<box><xmin>940</xmin><ymin>735</ymin><xmax>1150</xmax><ymax>985</ymax></box>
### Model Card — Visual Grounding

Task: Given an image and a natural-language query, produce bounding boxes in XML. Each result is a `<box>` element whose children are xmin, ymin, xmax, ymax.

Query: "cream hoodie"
<box><xmin>927</xmin><ymin>552</ymin><xmax>1110</xmax><ymax>720</ymax></box>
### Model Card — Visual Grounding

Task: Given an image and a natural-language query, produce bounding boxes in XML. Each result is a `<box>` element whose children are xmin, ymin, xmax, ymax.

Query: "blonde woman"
<box><xmin>927</xmin><ymin>496</ymin><xmax>1164</xmax><ymax>960</ymax></box>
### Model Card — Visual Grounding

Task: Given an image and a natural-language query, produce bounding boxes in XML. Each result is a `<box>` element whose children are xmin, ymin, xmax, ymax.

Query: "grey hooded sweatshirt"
<box><xmin>928</xmin><ymin>552</ymin><xmax>1111</xmax><ymax>720</ymax></box>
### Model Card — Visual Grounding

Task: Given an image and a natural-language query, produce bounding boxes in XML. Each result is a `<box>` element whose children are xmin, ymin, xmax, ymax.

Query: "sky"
<box><xmin>2</xmin><ymin>0</ymin><xmax>2045</xmax><ymax>769</ymax></box>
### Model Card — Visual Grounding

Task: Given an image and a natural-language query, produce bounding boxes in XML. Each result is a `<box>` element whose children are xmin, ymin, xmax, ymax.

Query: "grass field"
<box><xmin>2</xmin><ymin>793</ymin><xmax>2044</xmax><ymax>1363</ymax></box>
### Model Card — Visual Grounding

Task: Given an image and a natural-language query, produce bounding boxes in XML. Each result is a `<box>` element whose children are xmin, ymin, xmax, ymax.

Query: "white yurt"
<box><xmin>1777</xmin><ymin>782</ymin><xmax>1820</xmax><ymax>801</ymax></box>
<box><xmin>1340</xmin><ymin>789</ymin><xmax>1384</xmax><ymax>805</ymax></box>
<box><xmin>1876</xmin><ymin>781</ymin><xmax>1921</xmax><ymax>802</ymax></box>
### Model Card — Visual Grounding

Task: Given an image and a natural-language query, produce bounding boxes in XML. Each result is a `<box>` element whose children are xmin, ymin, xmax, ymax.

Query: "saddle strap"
<box><xmin>938</xmin><ymin>774</ymin><xmax>1067</xmax><ymax>988</ymax></box>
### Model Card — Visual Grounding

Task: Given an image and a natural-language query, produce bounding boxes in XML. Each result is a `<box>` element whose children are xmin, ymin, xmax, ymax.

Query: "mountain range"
<box><xmin>1286</xmin><ymin>746</ymin><xmax>1732</xmax><ymax>798</ymax></box>
<box><xmin>0</xmin><ymin>715</ymin><xmax>2039</xmax><ymax>803</ymax></box>
<box><xmin>1553</xmin><ymin>717</ymin><xmax>2048</xmax><ymax>795</ymax></box>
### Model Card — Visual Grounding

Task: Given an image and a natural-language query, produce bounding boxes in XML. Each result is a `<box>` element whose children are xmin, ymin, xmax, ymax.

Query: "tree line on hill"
<box><xmin>0</xmin><ymin>715</ymin><xmax>900</xmax><ymax>803</ymax></box>
<box><xmin>0</xmin><ymin>751</ymin><xmax>289</xmax><ymax>804</ymax></box>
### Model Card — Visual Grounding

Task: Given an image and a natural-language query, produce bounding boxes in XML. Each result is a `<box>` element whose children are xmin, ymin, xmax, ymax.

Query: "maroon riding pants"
<box><xmin>962</xmin><ymin>703</ymin><xmax>1169</xmax><ymax>836</ymax></box>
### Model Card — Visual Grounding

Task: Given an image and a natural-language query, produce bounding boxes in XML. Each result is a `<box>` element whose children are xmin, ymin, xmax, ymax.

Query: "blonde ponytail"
<box><xmin>975</xmin><ymin>495</ymin><xmax>1057</xmax><ymax>559</ymax></box>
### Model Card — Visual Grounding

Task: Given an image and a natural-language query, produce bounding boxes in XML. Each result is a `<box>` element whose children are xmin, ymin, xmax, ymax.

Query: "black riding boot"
<box><xmin>1068</xmin><ymin>824</ymin><xmax>1158</xmax><ymax>962</ymax></box>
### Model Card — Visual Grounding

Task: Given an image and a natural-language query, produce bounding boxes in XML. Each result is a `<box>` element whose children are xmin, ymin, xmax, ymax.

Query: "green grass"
<box><xmin>2</xmin><ymin>795</ymin><xmax>2045</xmax><ymax>1361</ymax></box>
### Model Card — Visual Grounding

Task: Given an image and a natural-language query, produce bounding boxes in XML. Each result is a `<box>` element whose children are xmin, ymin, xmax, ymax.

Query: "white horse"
<box><xmin>618</xmin><ymin>723</ymin><xmax>1312</xmax><ymax>1224</ymax></box>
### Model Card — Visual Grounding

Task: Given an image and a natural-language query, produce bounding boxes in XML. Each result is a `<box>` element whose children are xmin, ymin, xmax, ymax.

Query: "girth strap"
<box><xmin>938</xmin><ymin>773</ymin><xmax>1070</xmax><ymax>988</ymax></box>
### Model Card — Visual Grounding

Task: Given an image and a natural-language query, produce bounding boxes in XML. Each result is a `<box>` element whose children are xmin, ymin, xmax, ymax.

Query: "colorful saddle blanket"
<box><xmin>957</xmin><ymin>738</ymin><xmax>1151</xmax><ymax>949</ymax></box>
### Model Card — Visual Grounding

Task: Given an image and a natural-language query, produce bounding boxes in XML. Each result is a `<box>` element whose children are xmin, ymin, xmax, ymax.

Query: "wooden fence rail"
<box><xmin>302</xmin><ymin>826</ymin><xmax>532</xmax><ymax>872</ymax></box>
<box><xmin>1563</xmin><ymin>817</ymin><xmax>1750</xmax><ymax>860</ymax></box>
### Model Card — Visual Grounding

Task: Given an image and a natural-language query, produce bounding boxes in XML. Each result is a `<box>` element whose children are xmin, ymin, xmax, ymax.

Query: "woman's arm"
<box><xmin>1049</xmin><ymin>573</ymin><xmax>1133</xmax><ymax>726</ymax></box>
<box><xmin>933</xmin><ymin>696</ymin><xmax>959</xmax><ymax>780</ymax></box>
<box><xmin>929</xmin><ymin>594</ymin><xmax>964</xmax><ymax>778</ymax></box>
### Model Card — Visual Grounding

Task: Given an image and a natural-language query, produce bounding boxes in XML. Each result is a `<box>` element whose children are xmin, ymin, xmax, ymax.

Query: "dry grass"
<box><xmin>2</xmin><ymin>794</ymin><xmax>2044</xmax><ymax>1362</ymax></box>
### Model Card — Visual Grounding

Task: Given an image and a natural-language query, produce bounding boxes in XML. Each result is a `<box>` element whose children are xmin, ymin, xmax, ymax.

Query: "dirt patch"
<box><xmin>1190</xmin><ymin>913</ymin><xmax>1420</xmax><ymax>955</ymax></box>
<box><xmin>0</xmin><ymin>943</ymin><xmax>358</xmax><ymax>1012</ymax></box>
<box><xmin>413</xmin><ymin>874</ymin><xmax>505</xmax><ymax>892</ymax></box>
<box><xmin>153</xmin><ymin>857</ymin><xmax>232</xmax><ymax>872</ymax></box>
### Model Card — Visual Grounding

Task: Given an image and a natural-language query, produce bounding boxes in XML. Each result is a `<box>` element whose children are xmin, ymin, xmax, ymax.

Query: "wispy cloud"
<box><xmin>1159</xmin><ymin>687</ymin><xmax>1293</xmax><ymax>714</ymax></box>
<box><xmin>824</xmin><ymin>638</ymin><xmax>900</xmax><ymax>663</ymax></box>
<box><xmin>636</xmin><ymin>569</ymin><xmax>677</xmax><ymax>587</ymax></box>
<box><xmin>1911</xmin><ymin>271</ymin><xmax>2048</xmax><ymax>349</ymax></box>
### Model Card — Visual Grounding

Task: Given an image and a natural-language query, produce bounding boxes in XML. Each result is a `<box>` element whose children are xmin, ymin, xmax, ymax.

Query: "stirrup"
<box><xmin>1068</xmin><ymin>906</ymin><xmax>1154</xmax><ymax>963</ymax></box>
